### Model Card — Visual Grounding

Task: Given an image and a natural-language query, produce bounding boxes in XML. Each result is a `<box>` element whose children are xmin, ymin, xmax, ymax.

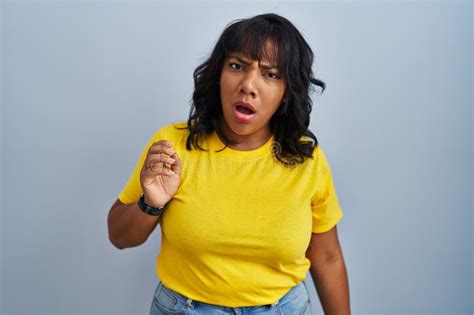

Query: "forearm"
<box><xmin>308</xmin><ymin>257</ymin><xmax>351</xmax><ymax>315</ymax></box>
<box><xmin>107</xmin><ymin>202</ymin><xmax>161</xmax><ymax>249</ymax></box>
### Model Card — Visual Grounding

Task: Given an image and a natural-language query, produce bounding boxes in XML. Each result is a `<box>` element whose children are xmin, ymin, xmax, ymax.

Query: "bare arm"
<box><xmin>107</xmin><ymin>139</ymin><xmax>181</xmax><ymax>250</ymax></box>
<box><xmin>107</xmin><ymin>198</ymin><xmax>162</xmax><ymax>249</ymax></box>
<box><xmin>305</xmin><ymin>225</ymin><xmax>351</xmax><ymax>315</ymax></box>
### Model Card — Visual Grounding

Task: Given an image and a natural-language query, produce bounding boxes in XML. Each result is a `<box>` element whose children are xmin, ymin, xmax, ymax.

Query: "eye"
<box><xmin>265</xmin><ymin>72</ymin><xmax>281</xmax><ymax>80</ymax></box>
<box><xmin>230</xmin><ymin>62</ymin><xmax>243</xmax><ymax>70</ymax></box>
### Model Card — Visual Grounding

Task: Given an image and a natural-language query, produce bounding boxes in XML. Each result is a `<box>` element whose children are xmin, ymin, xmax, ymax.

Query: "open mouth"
<box><xmin>235</xmin><ymin>105</ymin><xmax>255</xmax><ymax>115</ymax></box>
<box><xmin>233</xmin><ymin>105</ymin><xmax>256</xmax><ymax>123</ymax></box>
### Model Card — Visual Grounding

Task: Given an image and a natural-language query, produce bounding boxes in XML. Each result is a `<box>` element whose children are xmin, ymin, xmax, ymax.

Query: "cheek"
<box><xmin>261</xmin><ymin>104</ymin><xmax>279</xmax><ymax>119</ymax></box>
<box><xmin>263</xmin><ymin>95</ymin><xmax>284</xmax><ymax>117</ymax></box>
<box><xmin>269</xmin><ymin>88</ymin><xmax>285</xmax><ymax>106</ymax></box>
<box><xmin>219</xmin><ymin>75</ymin><xmax>233</xmax><ymax>96</ymax></box>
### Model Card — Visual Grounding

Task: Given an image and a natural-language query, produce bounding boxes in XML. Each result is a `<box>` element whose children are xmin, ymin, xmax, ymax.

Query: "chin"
<box><xmin>228</xmin><ymin>122</ymin><xmax>250</xmax><ymax>134</ymax></box>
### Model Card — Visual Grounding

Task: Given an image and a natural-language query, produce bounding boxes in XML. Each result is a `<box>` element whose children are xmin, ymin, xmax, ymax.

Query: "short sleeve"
<box><xmin>117</xmin><ymin>130</ymin><xmax>161</xmax><ymax>204</ymax></box>
<box><xmin>310</xmin><ymin>146</ymin><xmax>344</xmax><ymax>233</ymax></box>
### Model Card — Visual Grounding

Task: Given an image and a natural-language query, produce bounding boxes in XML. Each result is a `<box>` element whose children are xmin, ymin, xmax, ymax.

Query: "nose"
<box><xmin>240</xmin><ymin>69</ymin><xmax>257</xmax><ymax>98</ymax></box>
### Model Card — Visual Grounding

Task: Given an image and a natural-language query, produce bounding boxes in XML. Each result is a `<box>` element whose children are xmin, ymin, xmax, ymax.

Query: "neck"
<box><xmin>218</xmin><ymin>116</ymin><xmax>272</xmax><ymax>151</ymax></box>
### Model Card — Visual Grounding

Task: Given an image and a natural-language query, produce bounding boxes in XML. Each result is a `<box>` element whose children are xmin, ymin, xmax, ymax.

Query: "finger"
<box><xmin>170</xmin><ymin>152</ymin><xmax>181</xmax><ymax>173</ymax></box>
<box><xmin>152</xmin><ymin>140</ymin><xmax>173</xmax><ymax>148</ymax></box>
<box><xmin>148</xmin><ymin>143</ymin><xmax>175</xmax><ymax>154</ymax></box>
<box><xmin>144</xmin><ymin>161</ymin><xmax>174</xmax><ymax>176</ymax></box>
<box><xmin>148</xmin><ymin>145</ymin><xmax>176</xmax><ymax>157</ymax></box>
<box><xmin>161</xmin><ymin>140</ymin><xmax>173</xmax><ymax>148</ymax></box>
<box><xmin>145</xmin><ymin>162</ymin><xmax>170</xmax><ymax>175</ymax></box>
<box><xmin>169</xmin><ymin>152</ymin><xmax>180</xmax><ymax>166</ymax></box>
<box><xmin>147</xmin><ymin>153</ymin><xmax>175</xmax><ymax>165</ymax></box>
<box><xmin>145</xmin><ymin>158</ymin><xmax>164</xmax><ymax>174</ymax></box>
<box><xmin>144</xmin><ymin>151</ymin><xmax>177</xmax><ymax>174</ymax></box>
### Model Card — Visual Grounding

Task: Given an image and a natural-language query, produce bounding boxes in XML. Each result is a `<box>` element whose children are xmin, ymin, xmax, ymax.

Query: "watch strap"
<box><xmin>138</xmin><ymin>194</ymin><xmax>165</xmax><ymax>216</ymax></box>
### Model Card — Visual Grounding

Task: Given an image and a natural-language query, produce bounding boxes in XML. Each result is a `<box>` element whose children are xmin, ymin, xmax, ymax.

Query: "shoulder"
<box><xmin>153</xmin><ymin>121</ymin><xmax>189</xmax><ymax>141</ymax></box>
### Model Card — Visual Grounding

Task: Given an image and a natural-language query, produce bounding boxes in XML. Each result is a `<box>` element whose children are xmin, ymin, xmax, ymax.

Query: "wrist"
<box><xmin>143</xmin><ymin>195</ymin><xmax>165</xmax><ymax>209</ymax></box>
<box><xmin>138</xmin><ymin>194</ymin><xmax>166</xmax><ymax>216</ymax></box>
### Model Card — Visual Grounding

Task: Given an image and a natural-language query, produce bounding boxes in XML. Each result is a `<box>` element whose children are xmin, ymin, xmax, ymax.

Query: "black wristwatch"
<box><xmin>138</xmin><ymin>194</ymin><xmax>166</xmax><ymax>216</ymax></box>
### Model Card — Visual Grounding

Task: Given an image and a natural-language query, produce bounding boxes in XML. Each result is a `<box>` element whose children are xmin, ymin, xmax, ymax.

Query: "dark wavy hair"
<box><xmin>179</xmin><ymin>13</ymin><xmax>326</xmax><ymax>165</ymax></box>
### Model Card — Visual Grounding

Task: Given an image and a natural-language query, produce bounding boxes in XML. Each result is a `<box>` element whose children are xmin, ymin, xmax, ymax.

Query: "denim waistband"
<box><xmin>152</xmin><ymin>279</ymin><xmax>311</xmax><ymax>314</ymax></box>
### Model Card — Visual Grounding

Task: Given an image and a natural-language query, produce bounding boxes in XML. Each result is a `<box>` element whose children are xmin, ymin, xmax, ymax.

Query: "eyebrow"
<box><xmin>229</xmin><ymin>53</ymin><xmax>280</xmax><ymax>70</ymax></box>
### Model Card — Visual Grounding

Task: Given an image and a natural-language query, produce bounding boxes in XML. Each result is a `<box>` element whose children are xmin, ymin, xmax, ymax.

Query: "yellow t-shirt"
<box><xmin>118</xmin><ymin>121</ymin><xmax>344</xmax><ymax>307</ymax></box>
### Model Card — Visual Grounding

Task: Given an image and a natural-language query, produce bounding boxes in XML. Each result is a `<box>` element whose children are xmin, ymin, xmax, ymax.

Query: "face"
<box><xmin>219</xmin><ymin>43</ymin><xmax>286</xmax><ymax>143</ymax></box>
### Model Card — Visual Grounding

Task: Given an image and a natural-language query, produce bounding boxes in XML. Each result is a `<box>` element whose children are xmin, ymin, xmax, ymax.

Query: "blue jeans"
<box><xmin>149</xmin><ymin>280</ymin><xmax>312</xmax><ymax>315</ymax></box>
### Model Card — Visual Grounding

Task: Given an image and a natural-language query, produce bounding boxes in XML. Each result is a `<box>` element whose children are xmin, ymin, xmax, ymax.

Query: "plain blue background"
<box><xmin>1</xmin><ymin>1</ymin><xmax>472</xmax><ymax>314</ymax></box>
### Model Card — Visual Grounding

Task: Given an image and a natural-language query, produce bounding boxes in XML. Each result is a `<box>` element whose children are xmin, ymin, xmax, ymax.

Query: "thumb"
<box><xmin>170</xmin><ymin>152</ymin><xmax>181</xmax><ymax>174</ymax></box>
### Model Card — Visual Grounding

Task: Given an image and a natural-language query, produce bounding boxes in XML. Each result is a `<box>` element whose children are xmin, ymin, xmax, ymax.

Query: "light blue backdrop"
<box><xmin>1</xmin><ymin>1</ymin><xmax>472</xmax><ymax>314</ymax></box>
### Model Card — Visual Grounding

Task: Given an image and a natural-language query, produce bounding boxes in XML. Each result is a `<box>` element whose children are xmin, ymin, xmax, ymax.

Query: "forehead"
<box><xmin>228</xmin><ymin>53</ymin><xmax>279</xmax><ymax>69</ymax></box>
<box><xmin>227</xmin><ymin>39</ymin><xmax>281</xmax><ymax>67</ymax></box>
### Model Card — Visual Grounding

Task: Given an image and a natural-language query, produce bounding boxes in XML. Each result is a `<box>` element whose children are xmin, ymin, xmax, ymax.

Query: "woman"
<box><xmin>107</xmin><ymin>13</ymin><xmax>350</xmax><ymax>315</ymax></box>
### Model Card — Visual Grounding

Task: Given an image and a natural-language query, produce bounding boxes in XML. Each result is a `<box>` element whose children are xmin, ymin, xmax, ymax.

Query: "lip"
<box><xmin>232</xmin><ymin>100</ymin><xmax>257</xmax><ymax>113</ymax></box>
<box><xmin>233</xmin><ymin>106</ymin><xmax>256</xmax><ymax>123</ymax></box>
